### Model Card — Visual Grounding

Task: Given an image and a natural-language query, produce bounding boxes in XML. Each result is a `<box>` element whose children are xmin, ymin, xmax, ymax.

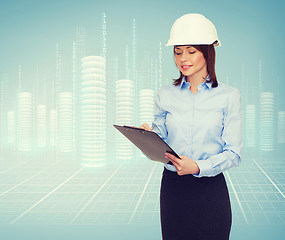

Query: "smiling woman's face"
<box><xmin>174</xmin><ymin>45</ymin><xmax>207</xmax><ymax>80</ymax></box>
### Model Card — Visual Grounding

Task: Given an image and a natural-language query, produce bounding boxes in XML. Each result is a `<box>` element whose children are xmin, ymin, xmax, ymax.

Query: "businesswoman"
<box><xmin>140</xmin><ymin>13</ymin><xmax>242</xmax><ymax>240</ymax></box>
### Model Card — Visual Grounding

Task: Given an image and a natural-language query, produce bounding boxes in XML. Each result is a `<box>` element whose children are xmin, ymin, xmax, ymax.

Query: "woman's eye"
<box><xmin>174</xmin><ymin>51</ymin><xmax>195</xmax><ymax>55</ymax></box>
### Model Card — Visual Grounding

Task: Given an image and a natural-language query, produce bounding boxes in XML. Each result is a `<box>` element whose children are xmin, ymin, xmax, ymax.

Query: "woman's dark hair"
<box><xmin>173</xmin><ymin>44</ymin><xmax>218</xmax><ymax>88</ymax></box>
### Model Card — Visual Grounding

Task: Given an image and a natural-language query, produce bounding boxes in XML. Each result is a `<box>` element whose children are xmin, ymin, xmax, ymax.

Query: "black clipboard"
<box><xmin>113</xmin><ymin>124</ymin><xmax>181</xmax><ymax>164</ymax></box>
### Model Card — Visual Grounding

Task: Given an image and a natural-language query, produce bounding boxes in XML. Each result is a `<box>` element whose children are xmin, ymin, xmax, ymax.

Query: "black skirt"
<box><xmin>160</xmin><ymin>168</ymin><xmax>232</xmax><ymax>240</ymax></box>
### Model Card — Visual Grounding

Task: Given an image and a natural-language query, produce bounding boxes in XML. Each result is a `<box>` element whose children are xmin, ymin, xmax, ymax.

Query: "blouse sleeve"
<box><xmin>151</xmin><ymin>89</ymin><xmax>168</xmax><ymax>141</ymax></box>
<box><xmin>193</xmin><ymin>89</ymin><xmax>243</xmax><ymax>178</ymax></box>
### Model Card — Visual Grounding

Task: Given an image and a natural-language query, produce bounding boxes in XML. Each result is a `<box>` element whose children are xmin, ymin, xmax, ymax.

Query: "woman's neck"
<box><xmin>186</xmin><ymin>73</ymin><xmax>208</xmax><ymax>89</ymax></box>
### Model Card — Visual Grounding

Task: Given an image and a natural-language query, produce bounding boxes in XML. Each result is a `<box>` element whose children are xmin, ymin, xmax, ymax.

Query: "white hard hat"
<box><xmin>166</xmin><ymin>13</ymin><xmax>221</xmax><ymax>47</ymax></box>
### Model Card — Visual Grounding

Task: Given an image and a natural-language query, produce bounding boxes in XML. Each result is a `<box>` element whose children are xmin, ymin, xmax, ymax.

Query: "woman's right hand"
<box><xmin>139</xmin><ymin>122</ymin><xmax>152</xmax><ymax>131</ymax></box>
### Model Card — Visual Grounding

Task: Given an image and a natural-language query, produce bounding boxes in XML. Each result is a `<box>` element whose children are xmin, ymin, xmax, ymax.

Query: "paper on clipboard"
<box><xmin>113</xmin><ymin>124</ymin><xmax>181</xmax><ymax>164</ymax></box>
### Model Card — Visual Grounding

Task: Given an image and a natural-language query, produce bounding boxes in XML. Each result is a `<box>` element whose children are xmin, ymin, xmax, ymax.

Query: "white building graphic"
<box><xmin>59</xmin><ymin>92</ymin><xmax>73</xmax><ymax>152</ymax></box>
<box><xmin>18</xmin><ymin>92</ymin><xmax>33</xmax><ymax>151</ymax></box>
<box><xmin>36</xmin><ymin>104</ymin><xmax>47</xmax><ymax>147</ymax></box>
<box><xmin>115</xmin><ymin>79</ymin><xmax>134</xmax><ymax>160</ymax></box>
<box><xmin>81</xmin><ymin>56</ymin><xmax>106</xmax><ymax>167</ymax></box>
<box><xmin>259</xmin><ymin>92</ymin><xmax>274</xmax><ymax>151</ymax></box>
<box><xmin>245</xmin><ymin>104</ymin><xmax>256</xmax><ymax>148</ymax></box>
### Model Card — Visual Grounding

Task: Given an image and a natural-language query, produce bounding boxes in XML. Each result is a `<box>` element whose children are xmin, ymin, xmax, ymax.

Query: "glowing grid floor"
<box><xmin>0</xmin><ymin>157</ymin><xmax>284</xmax><ymax>228</ymax></box>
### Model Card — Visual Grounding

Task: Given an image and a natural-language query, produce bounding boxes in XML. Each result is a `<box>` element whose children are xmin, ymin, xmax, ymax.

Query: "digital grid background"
<box><xmin>0</xmin><ymin>155</ymin><xmax>284</xmax><ymax>239</ymax></box>
<box><xmin>1</xmin><ymin>1</ymin><xmax>285</xmax><ymax>239</ymax></box>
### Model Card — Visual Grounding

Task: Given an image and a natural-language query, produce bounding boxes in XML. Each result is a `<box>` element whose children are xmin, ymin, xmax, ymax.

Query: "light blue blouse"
<box><xmin>152</xmin><ymin>75</ymin><xmax>243</xmax><ymax>178</ymax></box>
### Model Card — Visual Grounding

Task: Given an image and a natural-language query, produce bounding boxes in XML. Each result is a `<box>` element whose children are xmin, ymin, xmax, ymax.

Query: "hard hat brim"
<box><xmin>165</xmin><ymin>40</ymin><xmax>221</xmax><ymax>47</ymax></box>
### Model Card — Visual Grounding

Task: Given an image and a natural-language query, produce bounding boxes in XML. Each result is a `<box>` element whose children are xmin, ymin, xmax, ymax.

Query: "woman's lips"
<box><xmin>181</xmin><ymin>65</ymin><xmax>192</xmax><ymax>70</ymax></box>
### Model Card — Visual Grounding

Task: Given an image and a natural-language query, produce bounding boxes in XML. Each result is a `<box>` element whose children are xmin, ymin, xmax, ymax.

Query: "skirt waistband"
<box><xmin>163</xmin><ymin>166</ymin><xmax>225</xmax><ymax>185</ymax></box>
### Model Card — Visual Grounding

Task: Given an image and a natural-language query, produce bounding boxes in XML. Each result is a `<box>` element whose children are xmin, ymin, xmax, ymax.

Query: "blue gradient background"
<box><xmin>0</xmin><ymin>0</ymin><xmax>285</xmax><ymax>239</ymax></box>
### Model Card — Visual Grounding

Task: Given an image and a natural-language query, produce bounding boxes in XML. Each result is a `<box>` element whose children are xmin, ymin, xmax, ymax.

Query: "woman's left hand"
<box><xmin>165</xmin><ymin>153</ymin><xmax>200</xmax><ymax>176</ymax></box>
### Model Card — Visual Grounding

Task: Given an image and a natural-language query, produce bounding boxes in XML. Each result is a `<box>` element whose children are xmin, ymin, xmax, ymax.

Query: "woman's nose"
<box><xmin>180</xmin><ymin>51</ymin><xmax>188</xmax><ymax>62</ymax></box>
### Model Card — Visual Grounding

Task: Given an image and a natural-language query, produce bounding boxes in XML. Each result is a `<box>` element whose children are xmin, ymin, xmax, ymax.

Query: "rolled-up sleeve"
<box><xmin>151</xmin><ymin>89</ymin><xmax>168</xmax><ymax>141</ymax></box>
<box><xmin>193</xmin><ymin>89</ymin><xmax>243</xmax><ymax>177</ymax></box>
